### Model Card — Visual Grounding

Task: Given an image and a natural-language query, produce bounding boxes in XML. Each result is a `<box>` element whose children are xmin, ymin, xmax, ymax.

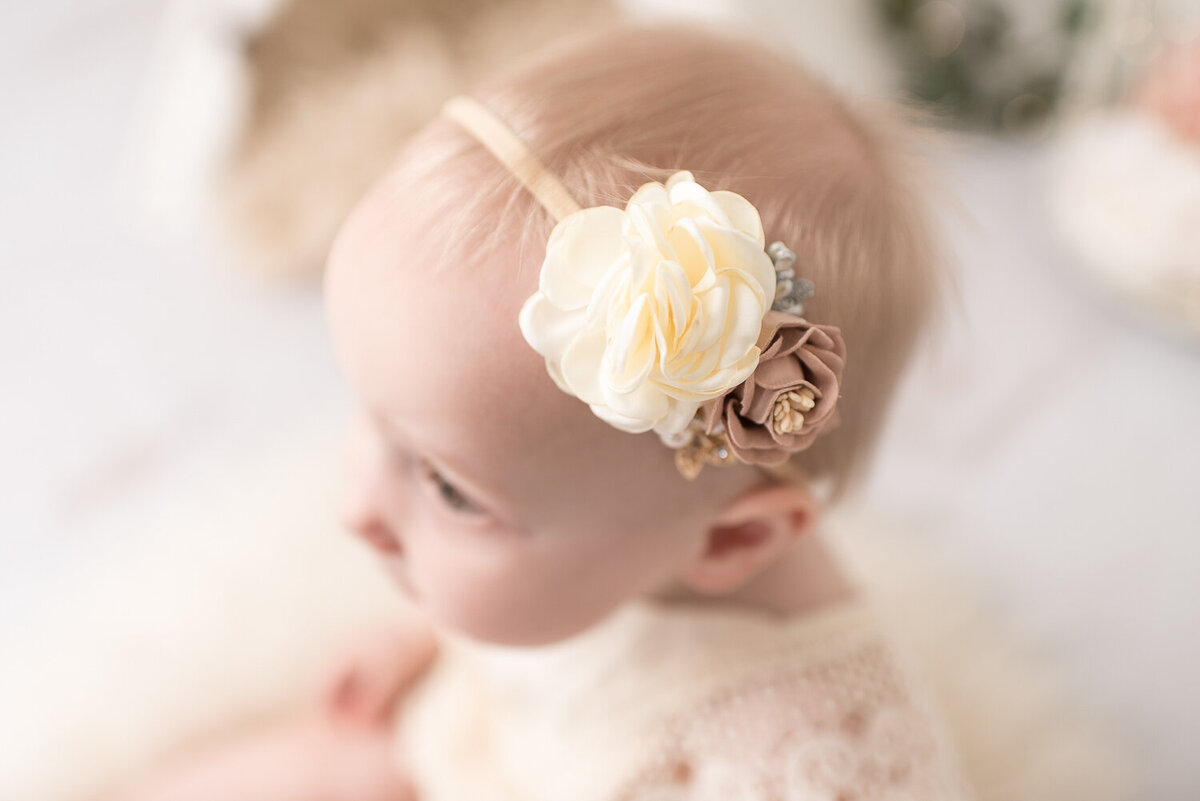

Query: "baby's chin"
<box><xmin>371</xmin><ymin>551</ymin><xmax>612</xmax><ymax>647</ymax></box>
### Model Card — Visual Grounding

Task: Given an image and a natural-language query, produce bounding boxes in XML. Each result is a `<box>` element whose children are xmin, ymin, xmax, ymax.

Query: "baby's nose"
<box><xmin>340</xmin><ymin>415</ymin><xmax>403</xmax><ymax>555</ymax></box>
<box><xmin>340</xmin><ymin>489</ymin><xmax>403</xmax><ymax>556</ymax></box>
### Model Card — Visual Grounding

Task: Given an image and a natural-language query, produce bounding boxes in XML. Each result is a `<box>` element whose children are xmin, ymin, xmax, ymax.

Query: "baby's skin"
<box><xmin>117</xmin><ymin>103</ymin><xmax>857</xmax><ymax>801</ymax></box>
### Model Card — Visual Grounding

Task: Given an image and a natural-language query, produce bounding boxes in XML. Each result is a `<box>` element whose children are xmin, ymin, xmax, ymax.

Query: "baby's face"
<box><xmin>325</xmin><ymin>165</ymin><xmax>759</xmax><ymax>647</ymax></box>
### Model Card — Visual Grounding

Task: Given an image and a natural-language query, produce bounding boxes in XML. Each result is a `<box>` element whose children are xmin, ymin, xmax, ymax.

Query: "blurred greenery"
<box><xmin>877</xmin><ymin>0</ymin><xmax>1096</xmax><ymax>131</ymax></box>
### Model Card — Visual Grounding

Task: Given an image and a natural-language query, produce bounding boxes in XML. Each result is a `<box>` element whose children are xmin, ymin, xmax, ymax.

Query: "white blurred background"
<box><xmin>2</xmin><ymin>1</ymin><xmax>1199</xmax><ymax>799</ymax></box>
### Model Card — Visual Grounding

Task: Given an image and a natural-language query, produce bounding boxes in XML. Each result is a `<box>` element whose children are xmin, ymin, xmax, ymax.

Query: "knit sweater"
<box><xmin>396</xmin><ymin>595</ymin><xmax>971</xmax><ymax>801</ymax></box>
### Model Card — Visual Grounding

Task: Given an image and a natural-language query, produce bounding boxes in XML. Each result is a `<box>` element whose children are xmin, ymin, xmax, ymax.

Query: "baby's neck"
<box><xmin>652</xmin><ymin>532</ymin><xmax>857</xmax><ymax>617</ymax></box>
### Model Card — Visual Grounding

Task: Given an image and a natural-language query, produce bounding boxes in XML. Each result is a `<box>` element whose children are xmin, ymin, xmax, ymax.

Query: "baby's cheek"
<box><xmin>409</xmin><ymin>535</ymin><xmax>600</xmax><ymax>646</ymax></box>
<box><xmin>406</xmin><ymin>532</ymin><xmax>530</xmax><ymax>639</ymax></box>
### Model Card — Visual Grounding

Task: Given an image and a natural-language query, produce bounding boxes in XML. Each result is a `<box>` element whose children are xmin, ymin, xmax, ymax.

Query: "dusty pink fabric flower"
<box><xmin>700</xmin><ymin>311</ymin><xmax>846</xmax><ymax>466</ymax></box>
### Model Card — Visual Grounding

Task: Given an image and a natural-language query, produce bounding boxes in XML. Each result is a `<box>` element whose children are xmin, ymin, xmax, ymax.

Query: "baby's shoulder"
<box><xmin>614</xmin><ymin>603</ymin><xmax>972</xmax><ymax>801</ymax></box>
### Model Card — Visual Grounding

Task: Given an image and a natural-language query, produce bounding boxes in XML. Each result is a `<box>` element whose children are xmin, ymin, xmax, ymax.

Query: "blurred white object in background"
<box><xmin>1051</xmin><ymin>112</ymin><xmax>1200</xmax><ymax>293</ymax></box>
<box><xmin>1050</xmin><ymin>7</ymin><xmax>1200</xmax><ymax>336</ymax></box>
<box><xmin>134</xmin><ymin>0</ymin><xmax>618</xmax><ymax>280</ymax></box>
<box><xmin>133</xmin><ymin>0</ymin><xmax>284</xmax><ymax>237</ymax></box>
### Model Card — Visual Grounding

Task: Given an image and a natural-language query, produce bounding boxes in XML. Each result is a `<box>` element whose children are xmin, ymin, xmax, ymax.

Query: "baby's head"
<box><xmin>325</xmin><ymin>25</ymin><xmax>941</xmax><ymax>647</ymax></box>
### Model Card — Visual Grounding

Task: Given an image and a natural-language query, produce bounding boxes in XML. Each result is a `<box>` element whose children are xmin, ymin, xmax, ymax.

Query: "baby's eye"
<box><xmin>425</xmin><ymin>466</ymin><xmax>485</xmax><ymax>516</ymax></box>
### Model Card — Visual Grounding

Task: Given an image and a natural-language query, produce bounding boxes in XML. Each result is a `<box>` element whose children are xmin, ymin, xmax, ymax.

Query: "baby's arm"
<box><xmin>116</xmin><ymin>614</ymin><xmax>437</xmax><ymax>801</ymax></box>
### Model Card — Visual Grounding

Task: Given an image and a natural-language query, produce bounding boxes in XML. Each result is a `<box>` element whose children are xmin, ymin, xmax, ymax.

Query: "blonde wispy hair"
<box><xmin>388</xmin><ymin>24</ymin><xmax>948</xmax><ymax>501</ymax></box>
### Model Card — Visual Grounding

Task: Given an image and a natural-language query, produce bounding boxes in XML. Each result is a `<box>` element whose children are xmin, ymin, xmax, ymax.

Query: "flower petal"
<box><xmin>666</xmin><ymin>174</ymin><xmax>732</xmax><ymax>227</ymax></box>
<box><xmin>710</xmin><ymin>190</ymin><xmax>765</xmax><ymax>244</ymax></box>
<box><xmin>598</xmin><ymin>375</ymin><xmax>671</xmax><ymax>432</ymax></box>
<box><xmin>558</xmin><ymin>323</ymin><xmax>608</xmax><ymax>405</ymax></box>
<box><xmin>717</xmin><ymin>277</ymin><xmax>770</xmax><ymax>366</ymax></box>
<box><xmin>690</xmin><ymin>274</ymin><xmax>732</xmax><ymax>355</ymax></box>
<box><xmin>698</xmin><ymin>218</ymin><xmax>776</xmax><ymax>303</ymax></box>
<box><xmin>653</xmin><ymin>396</ymin><xmax>703</xmax><ymax>438</ymax></box>
<box><xmin>627</xmin><ymin>178</ymin><xmax>670</xmax><ymax>211</ymax></box>
<box><xmin>518</xmin><ymin>293</ymin><xmax>584</xmax><ymax>366</ymax></box>
<box><xmin>653</xmin><ymin>259</ymin><xmax>692</xmax><ymax>346</ymax></box>
<box><xmin>540</xmin><ymin>206</ymin><xmax>626</xmax><ymax>310</ymax></box>
<box><xmin>606</xmin><ymin>294</ymin><xmax>656</xmax><ymax>393</ymax></box>
<box><xmin>674</xmin><ymin>348</ymin><xmax>759</xmax><ymax>398</ymax></box>
<box><xmin>664</xmin><ymin>216</ymin><xmax>716</xmax><ymax>286</ymax></box>
<box><xmin>590</xmin><ymin>403</ymin><xmax>655</xmax><ymax>434</ymax></box>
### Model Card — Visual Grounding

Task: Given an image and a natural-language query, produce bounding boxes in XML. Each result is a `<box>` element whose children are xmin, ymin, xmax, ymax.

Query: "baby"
<box><xmin>124</xmin><ymin>23</ymin><xmax>967</xmax><ymax>801</ymax></box>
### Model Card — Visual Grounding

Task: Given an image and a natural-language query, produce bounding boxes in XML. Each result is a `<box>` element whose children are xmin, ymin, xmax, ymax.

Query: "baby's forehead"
<box><xmin>327</xmin><ymin>174</ymin><xmax>626</xmax><ymax>505</ymax></box>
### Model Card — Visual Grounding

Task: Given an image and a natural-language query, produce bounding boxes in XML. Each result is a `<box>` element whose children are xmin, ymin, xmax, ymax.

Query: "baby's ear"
<box><xmin>680</xmin><ymin>482</ymin><xmax>819</xmax><ymax>595</ymax></box>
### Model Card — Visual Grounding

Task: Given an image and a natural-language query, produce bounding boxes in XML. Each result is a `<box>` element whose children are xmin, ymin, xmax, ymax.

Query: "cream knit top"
<box><xmin>394</xmin><ymin>596</ymin><xmax>973</xmax><ymax>801</ymax></box>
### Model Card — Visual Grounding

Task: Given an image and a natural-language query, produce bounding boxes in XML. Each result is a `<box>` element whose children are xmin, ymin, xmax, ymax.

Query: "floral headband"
<box><xmin>443</xmin><ymin>96</ymin><xmax>846</xmax><ymax>480</ymax></box>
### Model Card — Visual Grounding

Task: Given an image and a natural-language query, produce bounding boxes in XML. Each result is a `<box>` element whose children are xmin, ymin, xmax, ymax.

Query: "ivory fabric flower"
<box><xmin>700</xmin><ymin>312</ymin><xmax>846</xmax><ymax>465</ymax></box>
<box><xmin>519</xmin><ymin>171</ymin><xmax>777</xmax><ymax>440</ymax></box>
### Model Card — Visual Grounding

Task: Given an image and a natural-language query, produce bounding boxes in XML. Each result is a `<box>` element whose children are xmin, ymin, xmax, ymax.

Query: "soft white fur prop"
<box><xmin>0</xmin><ymin>427</ymin><xmax>400</xmax><ymax>801</ymax></box>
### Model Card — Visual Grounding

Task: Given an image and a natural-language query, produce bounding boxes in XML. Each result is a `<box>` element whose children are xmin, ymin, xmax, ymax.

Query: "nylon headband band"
<box><xmin>442</xmin><ymin>96</ymin><xmax>583</xmax><ymax>223</ymax></box>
